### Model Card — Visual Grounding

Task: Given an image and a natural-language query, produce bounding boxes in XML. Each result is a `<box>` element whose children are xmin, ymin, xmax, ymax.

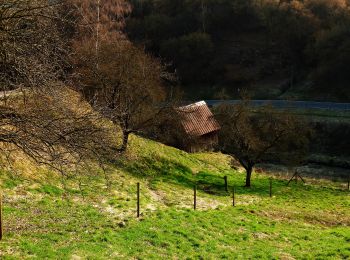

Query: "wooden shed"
<box><xmin>175</xmin><ymin>101</ymin><xmax>221</xmax><ymax>153</ymax></box>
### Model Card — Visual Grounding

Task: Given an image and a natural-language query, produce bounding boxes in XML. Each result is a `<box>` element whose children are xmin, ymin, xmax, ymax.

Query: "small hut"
<box><xmin>174</xmin><ymin>101</ymin><xmax>221</xmax><ymax>153</ymax></box>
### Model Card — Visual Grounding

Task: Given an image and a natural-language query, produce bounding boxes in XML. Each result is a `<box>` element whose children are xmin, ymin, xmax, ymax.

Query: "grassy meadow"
<box><xmin>0</xmin><ymin>135</ymin><xmax>349</xmax><ymax>259</ymax></box>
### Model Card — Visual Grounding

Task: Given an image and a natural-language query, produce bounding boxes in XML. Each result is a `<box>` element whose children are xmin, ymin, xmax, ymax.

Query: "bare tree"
<box><xmin>73</xmin><ymin>39</ymin><xmax>168</xmax><ymax>152</ymax></box>
<box><xmin>67</xmin><ymin>0</ymin><xmax>169</xmax><ymax>152</ymax></box>
<box><xmin>0</xmin><ymin>1</ymin><xmax>117</xmax><ymax>174</ymax></box>
<box><xmin>0</xmin><ymin>86</ymin><xmax>117</xmax><ymax>172</ymax></box>
<box><xmin>65</xmin><ymin>0</ymin><xmax>131</xmax><ymax>42</ymax></box>
<box><xmin>215</xmin><ymin>100</ymin><xmax>310</xmax><ymax>187</ymax></box>
<box><xmin>0</xmin><ymin>0</ymin><xmax>69</xmax><ymax>92</ymax></box>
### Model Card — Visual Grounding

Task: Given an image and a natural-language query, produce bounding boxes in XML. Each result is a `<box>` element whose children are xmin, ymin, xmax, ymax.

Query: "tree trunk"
<box><xmin>119</xmin><ymin>131</ymin><xmax>130</xmax><ymax>152</ymax></box>
<box><xmin>245</xmin><ymin>165</ymin><xmax>253</xmax><ymax>188</ymax></box>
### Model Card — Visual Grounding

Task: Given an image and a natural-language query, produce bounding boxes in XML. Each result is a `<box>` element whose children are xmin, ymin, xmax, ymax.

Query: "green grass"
<box><xmin>0</xmin><ymin>135</ymin><xmax>349</xmax><ymax>259</ymax></box>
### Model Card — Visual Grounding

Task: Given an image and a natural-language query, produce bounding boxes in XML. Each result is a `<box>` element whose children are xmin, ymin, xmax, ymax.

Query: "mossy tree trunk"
<box><xmin>119</xmin><ymin>130</ymin><xmax>130</xmax><ymax>152</ymax></box>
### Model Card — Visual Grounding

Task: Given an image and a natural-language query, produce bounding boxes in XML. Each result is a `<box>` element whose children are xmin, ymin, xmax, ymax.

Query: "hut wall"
<box><xmin>184</xmin><ymin>131</ymin><xmax>219</xmax><ymax>153</ymax></box>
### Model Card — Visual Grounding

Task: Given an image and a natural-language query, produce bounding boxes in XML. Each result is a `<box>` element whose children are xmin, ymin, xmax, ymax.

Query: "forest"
<box><xmin>126</xmin><ymin>0</ymin><xmax>350</xmax><ymax>101</ymax></box>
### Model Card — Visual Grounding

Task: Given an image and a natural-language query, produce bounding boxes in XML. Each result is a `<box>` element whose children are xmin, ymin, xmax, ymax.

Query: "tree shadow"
<box><xmin>118</xmin><ymin>155</ymin><xmax>283</xmax><ymax>198</ymax></box>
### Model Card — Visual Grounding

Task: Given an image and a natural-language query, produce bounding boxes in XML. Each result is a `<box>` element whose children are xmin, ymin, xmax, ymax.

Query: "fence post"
<box><xmin>0</xmin><ymin>193</ymin><xmax>2</xmax><ymax>240</ymax></box>
<box><xmin>137</xmin><ymin>183</ymin><xmax>140</xmax><ymax>218</ymax></box>
<box><xmin>269</xmin><ymin>178</ymin><xmax>272</xmax><ymax>198</ymax></box>
<box><xmin>224</xmin><ymin>176</ymin><xmax>228</xmax><ymax>192</ymax></box>
<box><xmin>194</xmin><ymin>185</ymin><xmax>197</xmax><ymax>210</ymax></box>
<box><xmin>232</xmin><ymin>186</ymin><xmax>235</xmax><ymax>207</ymax></box>
<box><xmin>347</xmin><ymin>176</ymin><xmax>350</xmax><ymax>191</ymax></box>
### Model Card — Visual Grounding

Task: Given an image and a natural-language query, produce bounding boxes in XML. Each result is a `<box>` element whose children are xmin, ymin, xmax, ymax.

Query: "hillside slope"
<box><xmin>0</xmin><ymin>135</ymin><xmax>349</xmax><ymax>259</ymax></box>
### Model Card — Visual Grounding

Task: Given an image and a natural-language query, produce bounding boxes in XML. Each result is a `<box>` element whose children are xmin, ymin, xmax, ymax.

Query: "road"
<box><xmin>205</xmin><ymin>100</ymin><xmax>350</xmax><ymax>111</ymax></box>
<box><xmin>1</xmin><ymin>91</ymin><xmax>350</xmax><ymax>111</ymax></box>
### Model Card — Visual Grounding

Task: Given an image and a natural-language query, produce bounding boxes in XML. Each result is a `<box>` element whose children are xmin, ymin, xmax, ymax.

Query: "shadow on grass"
<box><xmin>118</xmin><ymin>155</ymin><xmax>288</xmax><ymax>198</ymax></box>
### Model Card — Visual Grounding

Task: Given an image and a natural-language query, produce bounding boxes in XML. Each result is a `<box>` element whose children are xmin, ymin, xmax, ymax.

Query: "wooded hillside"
<box><xmin>126</xmin><ymin>0</ymin><xmax>350</xmax><ymax>101</ymax></box>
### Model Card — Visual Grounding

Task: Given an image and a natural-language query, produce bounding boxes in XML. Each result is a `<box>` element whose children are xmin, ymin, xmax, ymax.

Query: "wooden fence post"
<box><xmin>269</xmin><ymin>178</ymin><xmax>272</xmax><ymax>198</ymax></box>
<box><xmin>137</xmin><ymin>183</ymin><xmax>140</xmax><ymax>218</ymax></box>
<box><xmin>224</xmin><ymin>176</ymin><xmax>228</xmax><ymax>192</ymax></box>
<box><xmin>232</xmin><ymin>186</ymin><xmax>235</xmax><ymax>207</ymax></box>
<box><xmin>347</xmin><ymin>176</ymin><xmax>350</xmax><ymax>191</ymax></box>
<box><xmin>194</xmin><ymin>185</ymin><xmax>197</xmax><ymax>210</ymax></box>
<box><xmin>0</xmin><ymin>193</ymin><xmax>3</xmax><ymax>240</ymax></box>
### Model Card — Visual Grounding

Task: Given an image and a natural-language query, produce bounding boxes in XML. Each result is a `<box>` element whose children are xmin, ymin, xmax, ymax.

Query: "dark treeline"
<box><xmin>126</xmin><ymin>0</ymin><xmax>350</xmax><ymax>101</ymax></box>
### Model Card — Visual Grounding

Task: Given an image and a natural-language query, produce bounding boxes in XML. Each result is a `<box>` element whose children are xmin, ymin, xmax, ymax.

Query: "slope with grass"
<box><xmin>0</xmin><ymin>135</ymin><xmax>349</xmax><ymax>259</ymax></box>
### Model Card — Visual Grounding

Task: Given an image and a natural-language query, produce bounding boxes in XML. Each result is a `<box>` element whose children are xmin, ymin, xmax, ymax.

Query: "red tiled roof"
<box><xmin>176</xmin><ymin>101</ymin><xmax>220</xmax><ymax>137</ymax></box>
